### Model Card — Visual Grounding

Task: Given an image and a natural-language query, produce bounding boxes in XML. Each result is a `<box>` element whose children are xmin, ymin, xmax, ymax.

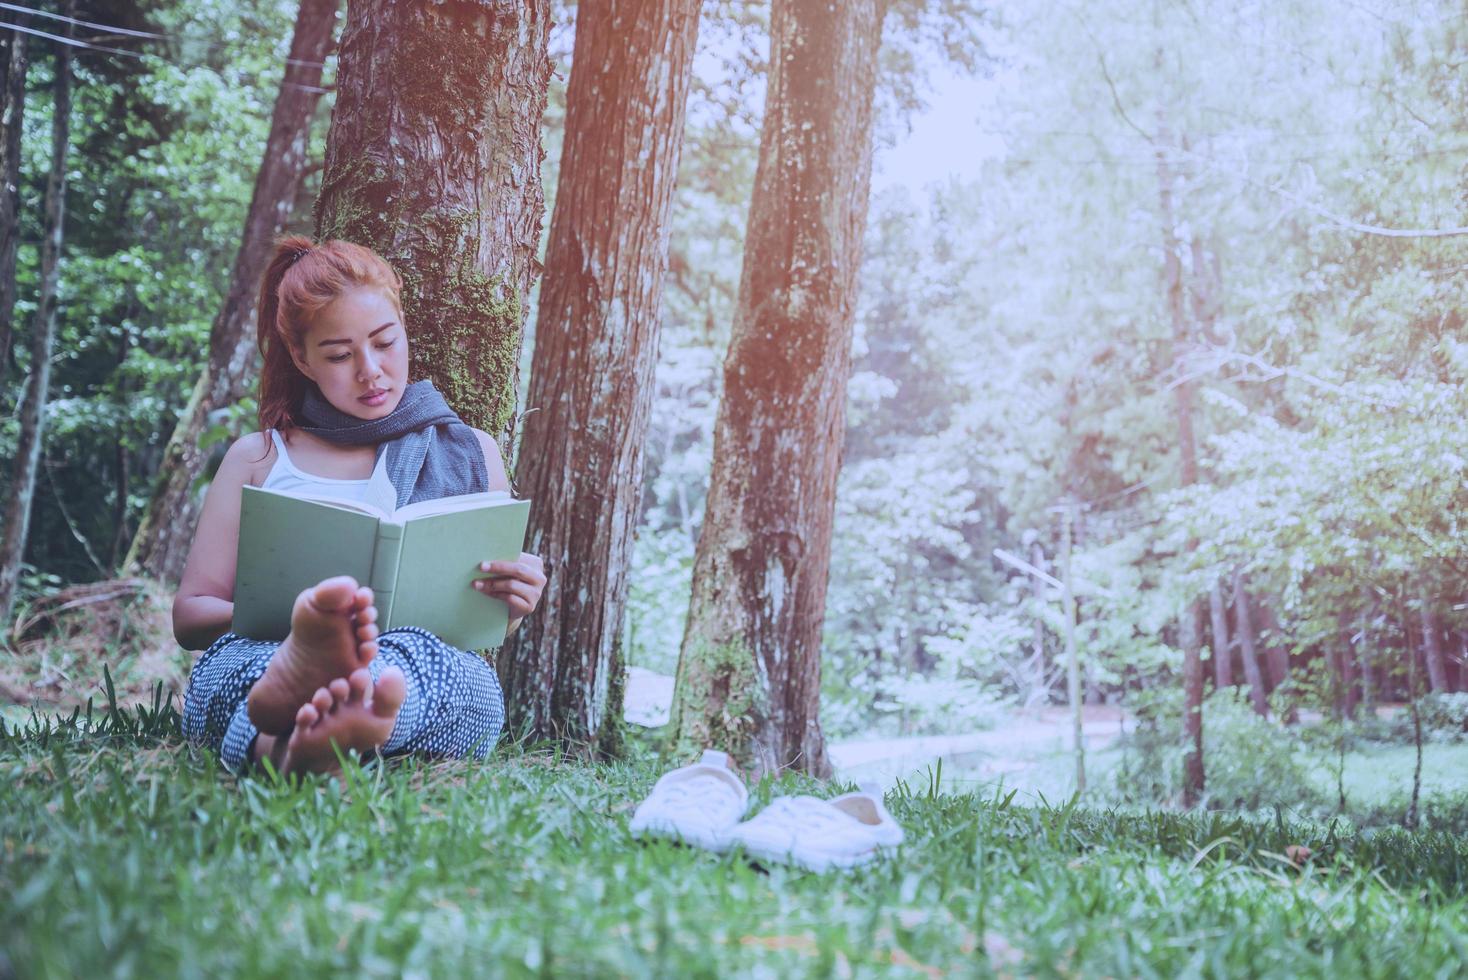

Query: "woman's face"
<box><xmin>293</xmin><ymin>286</ymin><xmax>410</xmax><ymax>420</ymax></box>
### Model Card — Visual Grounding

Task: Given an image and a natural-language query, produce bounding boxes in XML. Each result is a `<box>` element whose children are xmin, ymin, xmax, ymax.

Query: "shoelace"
<box><xmin>653</xmin><ymin>776</ymin><xmax>739</xmax><ymax>815</ymax></box>
<box><xmin>755</xmin><ymin>796</ymin><xmax>863</xmax><ymax>831</ymax></box>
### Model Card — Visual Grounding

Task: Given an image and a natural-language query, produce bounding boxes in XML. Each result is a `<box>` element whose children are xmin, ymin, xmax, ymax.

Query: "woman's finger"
<box><xmin>475</xmin><ymin>576</ymin><xmax>539</xmax><ymax>603</ymax></box>
<box><xmin>479</xmin><ymin>559</ymin><xmax>547</xmax><ymax>586</ymax></box>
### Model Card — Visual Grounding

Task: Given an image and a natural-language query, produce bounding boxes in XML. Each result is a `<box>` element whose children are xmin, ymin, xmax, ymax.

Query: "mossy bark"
<box><xmin>668</xmin><ymin>0</ymin><xmax>886</xmax><ymax>780</ymax></box>
<box><xmin>500</xmin><ymin>0</ymin><xmax>701</xmax><ymax>752</ymax></box>
<box><xmin>313</xmin><ymin>0</ymin><xmax>553</xmax><ymax>438</ymax></box>
<box><xmin>124</xmin><ymin>0</ymin><xmax>338</xmax><ymax>584</ymax></box>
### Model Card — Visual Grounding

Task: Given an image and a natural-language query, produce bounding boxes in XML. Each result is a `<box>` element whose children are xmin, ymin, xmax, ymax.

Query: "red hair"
<box><xmin>256</xmin><ymin>236</ymin><xmax>404</xmax><ymax>432</ymax></box>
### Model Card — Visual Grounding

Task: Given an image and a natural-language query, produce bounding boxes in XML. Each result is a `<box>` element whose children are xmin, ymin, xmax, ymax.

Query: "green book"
<box><xmin>232</xmin><ymin>485</ymin><xmax>532</xmax><ymax>651</ymax></box>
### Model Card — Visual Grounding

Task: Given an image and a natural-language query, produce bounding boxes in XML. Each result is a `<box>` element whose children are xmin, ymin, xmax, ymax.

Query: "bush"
<box><xmin>1415</xmin><ymin>692</ymin><xmax>1468</xmax><ymax>741</ymax></box>
<box><xmin>1108</xmin><ymin>686</ymin><xmax>1317</xmax><ymax>810</ymax></box>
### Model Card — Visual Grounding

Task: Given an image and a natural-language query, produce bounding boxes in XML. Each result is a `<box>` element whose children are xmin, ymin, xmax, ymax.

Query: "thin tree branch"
<box><xmin>1096</xmin><ymin>52</ymin><xmax>1153</xmax><ymax>144</ymax></box>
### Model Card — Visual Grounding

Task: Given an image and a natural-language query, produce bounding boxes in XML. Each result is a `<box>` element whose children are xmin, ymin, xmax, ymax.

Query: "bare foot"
<box><xmin>277</xmin><ymin>666</ymin><xmax>406</xmax><ymax>776</ymax></box>
<box><xmin>247</xmin><ymin>576</ymin><xmax>380</xmax><ymax>735</ymax></box>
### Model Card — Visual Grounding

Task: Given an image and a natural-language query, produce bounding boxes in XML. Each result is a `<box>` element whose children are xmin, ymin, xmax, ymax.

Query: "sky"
<box><xmin>870</xmin><ymin>70</ymin><xmax>1008</xmax><ymax>192</ymax></box>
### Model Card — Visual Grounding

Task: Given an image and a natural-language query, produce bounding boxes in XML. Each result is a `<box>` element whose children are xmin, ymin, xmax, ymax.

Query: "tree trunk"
<box><xmin>313</xmin><ymin>0</ymin><xmax>553</xmax><ymax>438</ymax></box>
<box><xmin>0</xmin><ymin>14</ymin><xmax>28</xmax><ymax>385</ymax></box>
<box><xmin>1157</xmin><ymin>133</ymin><xmax>1204</xmax><ymax>806</ymax></box>
<box><xmin>501</xmin><ymin>0</ymin><xmax>702</xmax><ymax>752</ymax></box>
<box><xmin>1208</xmin><ymin>578</ymin><xmax>1233</xmax><ymax>689</ymax></box>
<box><xmin>123</xmin><ymin>0</ymin><xmax>340</xmax><ymax>585</ymax></box>
<box><xmin>1259</xmin><ymin>601</ymin><xmax>1289</xmax><ymax>691</ymax></box>
<box><xmin>1027</xmin><ymin>539</ymin><xmax>1048</xmax><ymax>705</ymax></box>
<box><xmin>1233</xmin><ymin>569</ymin><xmax>1268</xmax><ymax>715</ymax></box>
<box><xmin>669</xmin><ymin>0</ymin><xmax>885</xmax><ymax>779</ymax></box>
<box><xmin>0</xmin><ymin>11</ymin><xmax>72</xmax><ymax>627</ymax></box>
<box><xmin>1418</xmin><ymin>598</ymin><xmax>1449</xmax><ymax>693</ymax></box>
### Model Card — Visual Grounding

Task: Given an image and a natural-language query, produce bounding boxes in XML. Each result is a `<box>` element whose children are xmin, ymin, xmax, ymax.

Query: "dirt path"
<box><xmin>828</xmin><ymin>706</ymin><xmax>1133</xmax><ymax>783</ymax></box>
<box><xmin>625</xmin><ymin>668</ymin><xmax>1130</xmax><ymax>785</ymax></box>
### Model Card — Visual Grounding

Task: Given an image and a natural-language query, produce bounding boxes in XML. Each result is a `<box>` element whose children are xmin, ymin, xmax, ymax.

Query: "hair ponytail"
<box><xmin>256</xmin><ymin>235</ymin><xmax>316</xmax><ymax>434</ymax></box>
<box><xmin>253</xmin><ymin>235</ymin><xmax>404</xmax><ymax>434</ymax></box>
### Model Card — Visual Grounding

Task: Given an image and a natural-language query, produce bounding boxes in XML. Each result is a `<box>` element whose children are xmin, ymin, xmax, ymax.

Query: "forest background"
<box><xmin>2</xmin><ymin>0</ymin><xmax>1468</xmax><ymax>824</ymax></box>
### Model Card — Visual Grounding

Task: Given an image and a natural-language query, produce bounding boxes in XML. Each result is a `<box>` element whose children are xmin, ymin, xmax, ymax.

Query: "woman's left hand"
<box><xmin>474</xmin><ymin>553</ymin><xmax>546</xmax><ymax>623</ymax></box>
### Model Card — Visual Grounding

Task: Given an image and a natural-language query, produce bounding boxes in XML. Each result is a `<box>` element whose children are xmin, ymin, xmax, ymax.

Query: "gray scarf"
<box><xmin>298</xmin><ymin>380</ymin><xmax>489</xmax><ymax>508</ymax></box>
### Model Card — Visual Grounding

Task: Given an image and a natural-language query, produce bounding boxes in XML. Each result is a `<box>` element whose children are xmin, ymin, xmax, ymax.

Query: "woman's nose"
<box><xmin>358</xmin><ymin>350</ymin><xmax>382</xmax><ymax>381</ymax></box>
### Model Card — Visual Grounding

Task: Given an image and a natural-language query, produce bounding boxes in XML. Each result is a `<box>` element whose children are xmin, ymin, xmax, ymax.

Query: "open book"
<box><xmin>232</xmin><ymin>485</ymin><xmax>532</xmax><ymax>651</ymax></box>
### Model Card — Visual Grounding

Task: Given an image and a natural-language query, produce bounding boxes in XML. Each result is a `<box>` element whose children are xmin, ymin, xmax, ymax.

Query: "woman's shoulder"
<box><xmin>219</xmin><ymin>430</ymin><xmax>279</xmax><ymax>486</ymax></box>
<box><xmin>468</xmin><ymin>427</ymin><xmax>512</xmax><ymax>492</ymax></box>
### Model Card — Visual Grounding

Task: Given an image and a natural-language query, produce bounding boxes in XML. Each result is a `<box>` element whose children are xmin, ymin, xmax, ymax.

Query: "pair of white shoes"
<box><xmin>629</xmin><ymin>750</ymin><xmax>904</xmax><ymax>873</ymax></box>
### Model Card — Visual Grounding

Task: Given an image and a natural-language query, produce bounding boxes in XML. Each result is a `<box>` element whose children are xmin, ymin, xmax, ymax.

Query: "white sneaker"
<box><xmin>726</xmin><ymin>781</ymin><xmax>905</xmax><ymax>873</ymax></box>
<box><xmin>629</xmin><ymin>749</ymin><xmax>748</xmax><ymax>852</ymax></box>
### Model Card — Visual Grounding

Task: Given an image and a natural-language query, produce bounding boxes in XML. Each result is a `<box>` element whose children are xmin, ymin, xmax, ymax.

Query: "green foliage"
<box><xmin>1112</xmin><ymin>687</ymin><xmax>1316</xmax><ymax>812</ymax></box>
<box><xmin>2</xmin><ymin>0</ymin><xmax>308</xmax><ymax>581</ymax></box>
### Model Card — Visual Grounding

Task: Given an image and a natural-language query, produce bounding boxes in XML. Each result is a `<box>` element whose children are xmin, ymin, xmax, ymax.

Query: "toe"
<box><xmin>311</xmin><ymin>687</ymin><xmax>334</xmax><ymax>715</ymax></box>
<box><xmin>308</xmin><ymin>576</ymin><xmax>360</xmax><ymax>613</ymax></box>
<box><xmin>295</xmin><ymin>701</ymin><xmax>320</xmax><ymax>729</ymax></box>
<box><xmin>357</xmin><ymin>605</ymin><xmax>378</xmax><ymax>625</ymax></box>
<box><xmin>352</xmin><ymin>586</ymin><xmax>375</xmax><ymax>611</ymax></box>
<box><xmin>358</xmin><ymin>639</ymin><xmax>379</xmax><ymax>665</ymax></box>
<box><xmin>328</xmin><ymin>677</ymin><xmax>351</xmax><ymax>702</ymax></box>
<box><xmin>347</xmin><ymin>668</ymin><xmax>372</xmax><ymax>703</ymax></box>
<box><xmin>372</xmin><ymin>666</ymin><xmax>407</xmax><ymax>719</ymax></box>
<box><xmin>357</xmin><ymin>621</ymin><xmax>379</xmax><ymax>643</ymax></box>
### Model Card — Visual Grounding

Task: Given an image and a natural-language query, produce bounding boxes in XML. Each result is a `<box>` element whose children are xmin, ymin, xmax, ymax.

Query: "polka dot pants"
<box><xmin>182</xmin><ymin>627</ymin><xmax>505</xmax><ymax>773</ymax></box>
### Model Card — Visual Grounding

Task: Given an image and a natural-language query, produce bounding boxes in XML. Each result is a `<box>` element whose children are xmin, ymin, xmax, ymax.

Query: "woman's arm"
<box><xmin>172</xmin><ymin>432</ymin><xmax>271</xmax><ymax>650</ymax></box>
<box><xmin>471</xmin><ymin>429</ymin><xmax>544</xmax><ymax>634</ymax></box>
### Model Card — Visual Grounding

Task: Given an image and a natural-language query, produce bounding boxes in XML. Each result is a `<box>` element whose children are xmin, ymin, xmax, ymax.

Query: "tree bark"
<box><xmin>122</xmin><ymin>0</ymin><xmax>340</xmax><ymax>585</ymax></box>
<box><xmin>0</xmin><ymin>10</ymin><xmax>72</xmax><ymax>627</ymax></box>
<box><xmin>312</xmin><ymin>0</ymin><xmax>552</xmax><ymax>439</ymax></box>
<box><xmin>0</xmin><ymin>14</ymin><xmax>28</xmax><ymax>385</ymax></box>
<box><xmin>1157</xmin><ymin>133</ymin><xmax>1204</xmax><ymax>806</ymax></box>
<box><xmin>1340</xmin><ymin>633</ymin><xmax>1360</xmax><ymax>717</ymax></box>
<box><xmin>1258</xmin><ymin>600</ymin><xmax>1289</xmax><ymax>691</ymax></box>
<box><xmin>1232</xmin><ymin>570</ymin><xmax>1268</xmax><ymax>715</ymax></box>
<box><xmin>1418</xmin><ymin>597</ymin><xmax>1449</xmax><ymax>693</ymax></box>
<box><xmin>1208</xmin><ymin>578</ymin><xmax>1233</xmax><ymax>689</ymax></box>
<box><xmin>500</xmin><ymin>0</ymin><xmax>702</xmax><ymax>752</ymax></box>
<box><xmin>668</xmin><ymin>0</ymin><xmax>885</xmax><ymax>779</ymax></box>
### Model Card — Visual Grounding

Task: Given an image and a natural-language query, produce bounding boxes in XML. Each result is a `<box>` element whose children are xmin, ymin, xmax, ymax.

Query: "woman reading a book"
<box><xmin>172</xmin><ymin>237</ymin><xmax>546</xmax><ymax>776</ymax></box>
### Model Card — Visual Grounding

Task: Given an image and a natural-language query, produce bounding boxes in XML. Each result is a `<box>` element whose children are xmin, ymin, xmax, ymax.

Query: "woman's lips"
<box><xmin>359</xmin><ymin>388</ymin><xmax>389</xmax><ymax>406</ymax></box>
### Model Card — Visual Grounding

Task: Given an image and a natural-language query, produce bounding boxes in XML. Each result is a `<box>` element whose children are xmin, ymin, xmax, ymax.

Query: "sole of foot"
<box><xmin>247</xmin><ymin>576</ymin><xmax>380</xmax><ymax>735</ymax></box>
<box><xmin>279</xmin><ymin>666</ymin><xmax>406</xmax><ymax>776</ymax></box>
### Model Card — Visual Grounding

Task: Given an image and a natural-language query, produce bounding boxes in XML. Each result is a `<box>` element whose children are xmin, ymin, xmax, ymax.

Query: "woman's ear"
<box><xmin>288</xmin><ymin>344</ymin><xmax>315</xmax><ymax>382</ymax></box>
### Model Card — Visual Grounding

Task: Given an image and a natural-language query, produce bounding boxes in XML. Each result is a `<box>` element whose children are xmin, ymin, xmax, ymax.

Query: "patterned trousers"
<box><xmin>182</xmin><ymin>627</ymin><xmax>505</xmax><ymax>772</ymax></box>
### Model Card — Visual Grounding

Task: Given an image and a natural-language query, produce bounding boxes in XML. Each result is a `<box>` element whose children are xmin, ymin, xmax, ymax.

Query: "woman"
<box><xmin>174</xmin><ymin>236</ymin><xmax>545</xmax><ymax>776</ymax></box>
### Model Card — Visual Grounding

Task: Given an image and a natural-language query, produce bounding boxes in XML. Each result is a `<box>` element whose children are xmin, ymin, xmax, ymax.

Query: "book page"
<box><xmin>249</xmin><ymin>484</ymin><xmax>391</xmax><ymax>521</ymax></box>
<box><xmin>390</xmin><ymin>490</ymin><xmax>514</xmax><ymax>523</ymax></box>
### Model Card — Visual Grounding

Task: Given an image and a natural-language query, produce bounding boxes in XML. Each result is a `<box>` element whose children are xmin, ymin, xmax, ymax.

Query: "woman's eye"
<box><xmin>328</xmin><ymin>353</ymin><xmax>351</xmax><ymax>363</ymax></box>
<box><xmin>375</xmin><ymin>339</ymin><xmax>395</xmax><ymax>351</ymax></box>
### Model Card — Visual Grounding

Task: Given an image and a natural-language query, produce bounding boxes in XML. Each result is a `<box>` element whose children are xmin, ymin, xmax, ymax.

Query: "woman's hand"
<box><xmin>474</xmin><ymin>553</ymin><xmax>546</xmax><ymax>631</ymax></box>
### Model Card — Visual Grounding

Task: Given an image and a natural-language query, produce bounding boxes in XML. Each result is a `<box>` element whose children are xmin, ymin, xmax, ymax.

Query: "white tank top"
<box><xmin>259</xmin><ymin>429</ymin><xmax>393</xmax><ymax>506</ymax></box>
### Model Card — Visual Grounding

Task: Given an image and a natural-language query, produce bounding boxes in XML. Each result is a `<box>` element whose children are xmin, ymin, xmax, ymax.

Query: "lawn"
<box><xmin>2</xmin><ymin>691</ymin><xmax>1466</xmax><ymax>977</ymax></box>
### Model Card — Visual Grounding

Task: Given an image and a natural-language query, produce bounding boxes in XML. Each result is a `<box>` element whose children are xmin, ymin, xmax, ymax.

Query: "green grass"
<box><xmin>2</xmin><ymin>692</ymin><xmax>1467</xmax><ymax>978</ymax></box>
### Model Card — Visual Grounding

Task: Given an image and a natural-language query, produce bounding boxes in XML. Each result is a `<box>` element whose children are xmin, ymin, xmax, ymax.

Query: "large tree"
<box><xmin>669</xmin><ymin>0</ymin><xmax>887</xmax><ymax>778</ymax></box>
<box><xmin>500</xmin><ymin>0</ymin><xmax>702</xmax><ymax>751</ymax></box>
<box><xmin>0</xmin><ymin>8</ymin><xmax>73</xmax><ymax>627</ymax></box>
<box><xmin>312</xmin><ymin>0</ymin><xmax>552</xmax><ymax>438</ymax></box>
<box><xmin>123</xmin><ymin>0</ymin><xmax>339</xmax><ymax>584</ymax></box>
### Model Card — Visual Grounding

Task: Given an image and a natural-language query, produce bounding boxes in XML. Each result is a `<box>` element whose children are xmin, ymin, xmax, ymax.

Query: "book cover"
<box><xmin>232</xmin><ymin>486</ymin><xmax>532</xmax><ymax>650</ymax></box>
